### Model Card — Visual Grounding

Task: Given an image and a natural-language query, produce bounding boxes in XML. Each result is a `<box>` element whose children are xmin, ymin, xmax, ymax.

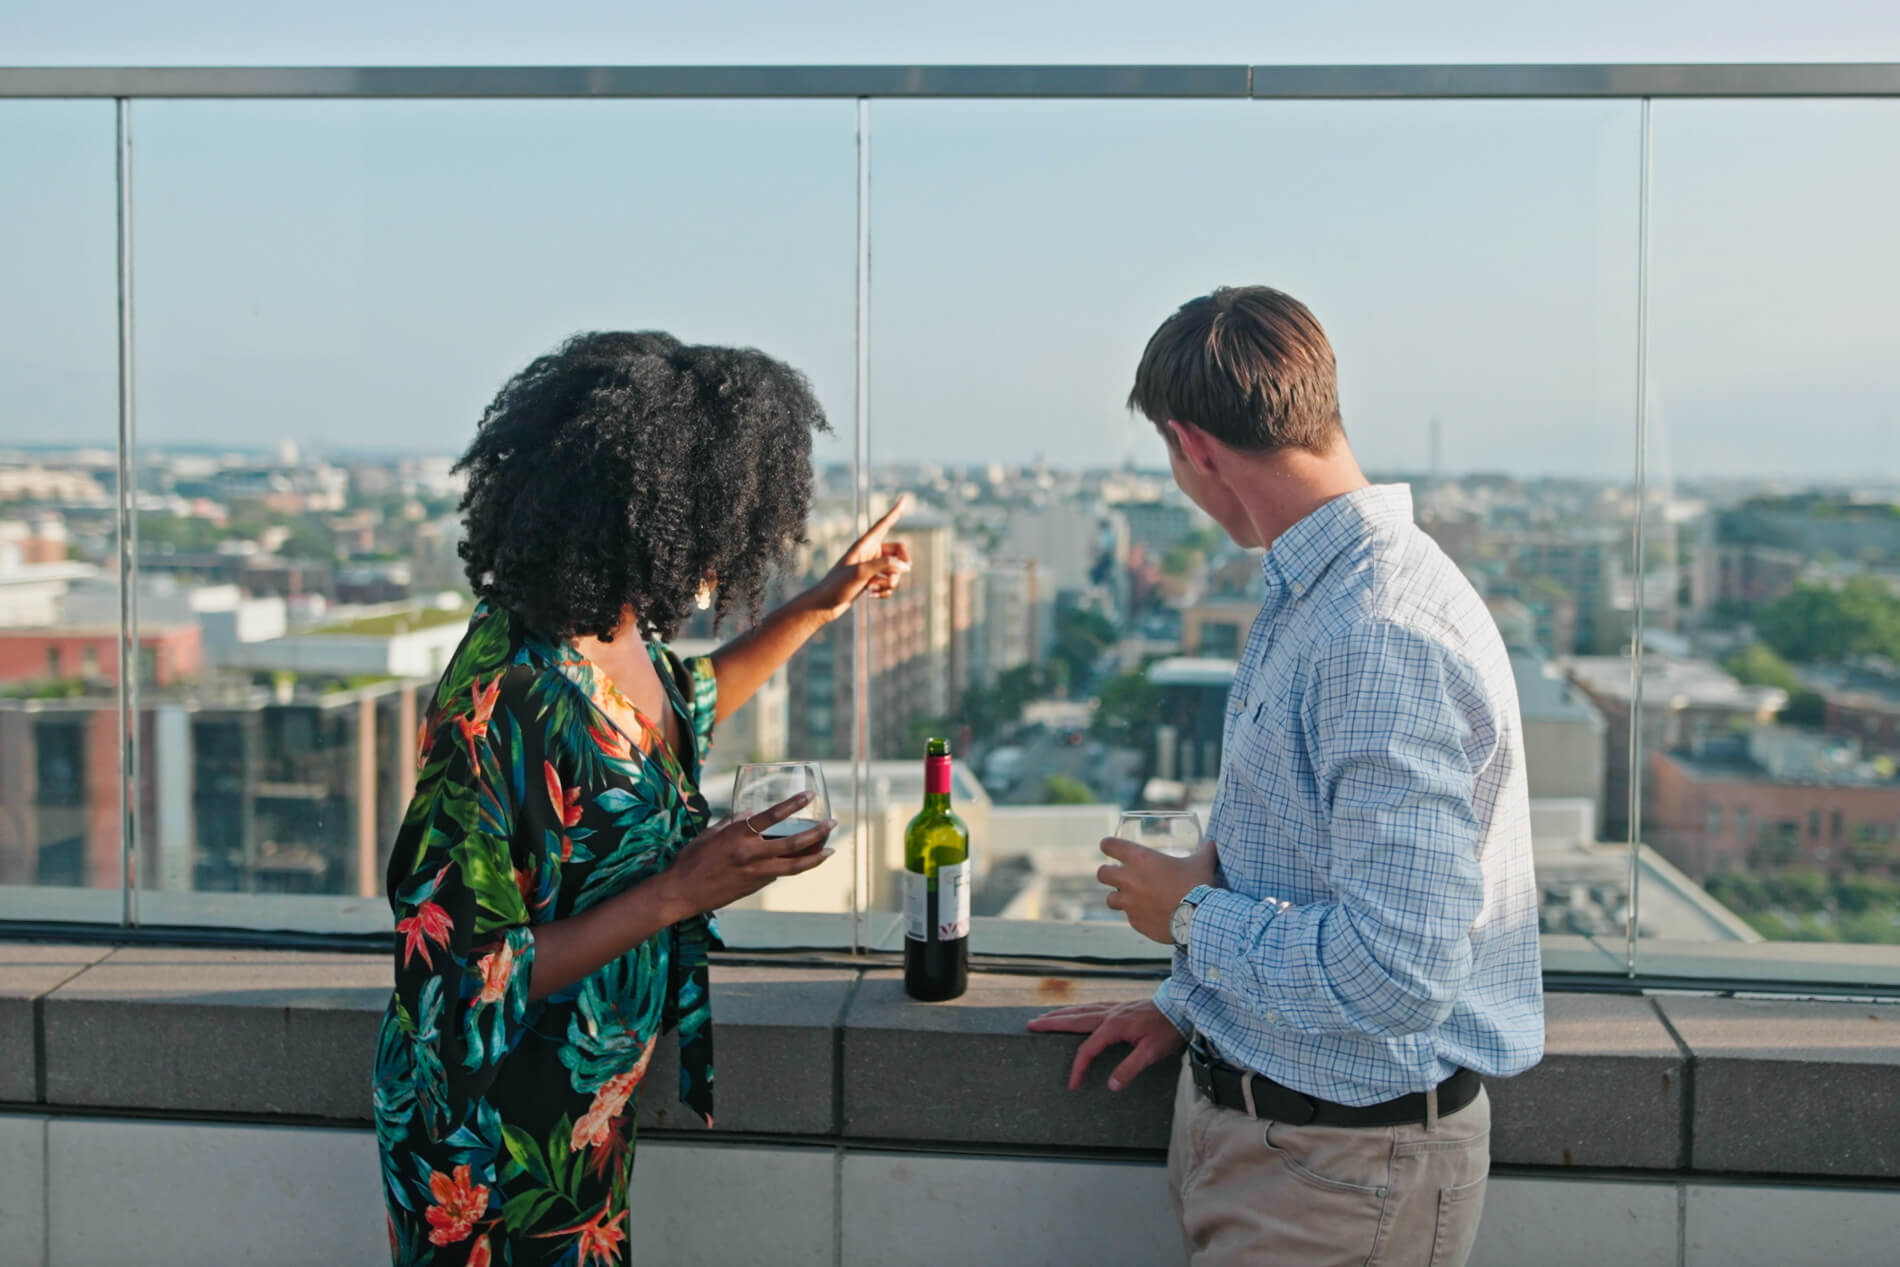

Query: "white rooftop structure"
<box><xmin>1147</xmin><ymin>657</ymin><xmax>1238</xmax><ymax>688</ymax></box>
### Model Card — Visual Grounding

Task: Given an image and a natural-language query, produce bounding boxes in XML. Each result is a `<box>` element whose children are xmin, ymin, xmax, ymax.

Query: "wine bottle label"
<box><xmin>936</xmin><ymin>860</ymin><xmax>971</xmax><ymax>940</ymax></box>
<box><xmin>905</xmin><ymin>862</ymin><xmax>971</xmax><ymax>941</ymax></box>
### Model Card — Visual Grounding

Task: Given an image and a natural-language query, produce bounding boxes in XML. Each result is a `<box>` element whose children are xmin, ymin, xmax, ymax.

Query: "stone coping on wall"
<box><xmin>3</xmin><ymin>942</ymin><xmax>1897</xmax><ymax>1180</ymax></box>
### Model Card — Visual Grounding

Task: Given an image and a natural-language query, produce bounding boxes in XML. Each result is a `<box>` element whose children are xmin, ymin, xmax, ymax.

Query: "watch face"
<box><xmin>1171</xmin><ymin>900</ymin><xmax>1193</xmax><ymax>945</ymax></box>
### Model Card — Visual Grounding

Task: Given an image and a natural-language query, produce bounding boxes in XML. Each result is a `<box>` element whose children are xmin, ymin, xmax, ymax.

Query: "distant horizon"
<box><xmin>7</xmin><ymin>436</ymin><xmax>1900</xmax><ymax>495</ymax></box>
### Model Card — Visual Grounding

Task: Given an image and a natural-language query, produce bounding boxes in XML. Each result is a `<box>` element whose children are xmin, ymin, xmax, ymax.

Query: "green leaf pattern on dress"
<box><xmin>375</xmin><ymin>604</ymin><xmax>719</xmax><ymax>1266</ymax></box>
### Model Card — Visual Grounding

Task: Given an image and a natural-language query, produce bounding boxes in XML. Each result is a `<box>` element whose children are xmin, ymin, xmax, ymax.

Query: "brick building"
<box><xmin>0</xmin><ymin>625</ymin><xmax>203</xmax><ymax>688</ymax></box>
<box><xmin>1561</xmin><ymin>654</ymin><xmax>1786</xmax><ymax>838</ymax></box>
<box><xmin>1649</xmin><ymin>727</ymin><xmax>1900</xmax><ymax>878</ymax></box>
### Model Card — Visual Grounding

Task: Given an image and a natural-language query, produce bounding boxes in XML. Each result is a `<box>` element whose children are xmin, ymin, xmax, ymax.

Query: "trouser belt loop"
<box><xmin>1426</xmin><ymin>1086</ymin><xmax>1440</xmax><ymax>1132</ymax></box>
<box><xmin>1240</xmin><ymin>1071</ymin><xmax>1259</xmax><ymax>1120</ymax></box>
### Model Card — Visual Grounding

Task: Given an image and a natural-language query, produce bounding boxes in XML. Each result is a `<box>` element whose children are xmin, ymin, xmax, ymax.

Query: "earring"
<box><xmin>695</xmin><ymin>581</ymin><xmax>713</xmax><ymax>611</ymax></box>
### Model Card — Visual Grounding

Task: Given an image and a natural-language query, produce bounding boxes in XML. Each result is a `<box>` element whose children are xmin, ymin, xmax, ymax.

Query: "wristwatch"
<box><xmin>1170</xmin><ymin>890</ymin><xmax>1204</xmax><ymax>950</ymax></box>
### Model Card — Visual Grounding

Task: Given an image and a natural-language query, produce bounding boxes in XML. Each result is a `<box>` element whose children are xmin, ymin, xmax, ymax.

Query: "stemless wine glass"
<box><xmin>731</xmin><ymin>761</ymin><xmax>832</xmax><ymax>841</ymax></box>
<box><xmin>1114</xmin><ymin>810</ymin><xmax>1204</xmax><ymax>858</ymax></box>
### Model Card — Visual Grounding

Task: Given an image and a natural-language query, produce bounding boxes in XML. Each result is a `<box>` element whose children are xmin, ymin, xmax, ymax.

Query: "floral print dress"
<box><xmin>374</xmin><ymin>604</ymin><xmax>721</xmax><ymax>1267</ymax></box>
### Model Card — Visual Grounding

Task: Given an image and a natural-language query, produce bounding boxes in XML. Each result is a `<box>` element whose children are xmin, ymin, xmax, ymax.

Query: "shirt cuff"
<box><xmin>1184</xmin><ymin>886</ymin><xmax>1275</xmax><ymax>991</ymax></box>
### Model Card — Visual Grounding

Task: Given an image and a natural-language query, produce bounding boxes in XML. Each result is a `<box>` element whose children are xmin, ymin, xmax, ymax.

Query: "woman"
<box><xmin>373</xmin><ymin>331</ymin><xmax>909</xmax><ymax>1266</ymax></box>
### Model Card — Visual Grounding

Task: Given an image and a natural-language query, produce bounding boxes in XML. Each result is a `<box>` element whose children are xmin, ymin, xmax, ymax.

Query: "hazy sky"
<box><xmin>3</xmin><ymin>2</ymin><xmax>1898</xmax><ymax>479</ymax></box>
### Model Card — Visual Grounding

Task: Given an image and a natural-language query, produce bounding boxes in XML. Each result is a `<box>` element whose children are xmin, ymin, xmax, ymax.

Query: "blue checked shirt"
<box><xmin>1155</xmin><ymin>484</ymin><xmax>1544</xmax><ymax>1105</ymax></box>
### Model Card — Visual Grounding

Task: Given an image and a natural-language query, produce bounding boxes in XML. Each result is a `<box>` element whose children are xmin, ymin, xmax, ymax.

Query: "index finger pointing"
<box><xmin>857</xmin><ymin>493</ymin><xmax>911</xmax><ymax>548</ymax></box>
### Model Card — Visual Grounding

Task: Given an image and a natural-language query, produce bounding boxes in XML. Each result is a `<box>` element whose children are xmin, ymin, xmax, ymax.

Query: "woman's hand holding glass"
<box><xmin>661</xmin><ymin>792</ymin><xmax>837</xmax><ymax>917</ymax></box>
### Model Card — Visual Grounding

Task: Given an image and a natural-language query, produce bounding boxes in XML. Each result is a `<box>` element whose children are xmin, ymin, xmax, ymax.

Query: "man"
<box><xmin>1029</xmin><ymin>286</ymin><xmax>1543</xmax><ymax>1267</ymax></box>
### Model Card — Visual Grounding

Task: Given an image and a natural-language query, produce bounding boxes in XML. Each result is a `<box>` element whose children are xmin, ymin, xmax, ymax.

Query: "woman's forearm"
<box><xmin>707</xmin><ymin>588</ymin><xmax>832</xmax><ymax>723</ymax></box>
<box><xmin>525</xmin><ymin>871</ymin><xmax>694</xmax><ymax>1001</ymax></box>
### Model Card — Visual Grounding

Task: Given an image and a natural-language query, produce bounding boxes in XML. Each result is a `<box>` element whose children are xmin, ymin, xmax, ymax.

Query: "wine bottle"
<box><xmin>904</xmin><ymin>737</ymin><xmax>970</xmax><ymax>1001</ymax></box>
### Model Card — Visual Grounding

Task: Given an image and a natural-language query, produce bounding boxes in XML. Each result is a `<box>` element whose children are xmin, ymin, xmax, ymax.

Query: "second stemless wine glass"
<box><xmin>1114</xmin><ymin>810</ymin><xmax>1204</xmax><ymax>858</ymax></box>
<box><xmin>731</xmin><ymin>761</ymin><xmax>832</xmax><ymax>840</ymax></box>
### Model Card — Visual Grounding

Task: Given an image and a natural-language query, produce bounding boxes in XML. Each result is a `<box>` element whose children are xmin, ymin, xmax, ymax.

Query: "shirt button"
<box><xmin>1207</xmin><ymin>968</ymin><xmax>1221</xmax><ymax>983</ymax></box>
<box><xmin>1291</xmin><ymin>582</ymin><xmax>1305</xmax><ymax>595</ymax></box>
<box><xmin>1267</xmin><ymin>1012</ymin><xmax>1279</xmax><ymax>1024</ymax></box>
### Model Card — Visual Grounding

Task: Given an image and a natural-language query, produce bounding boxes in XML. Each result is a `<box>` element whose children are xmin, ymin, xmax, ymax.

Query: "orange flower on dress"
<box><xmin>570</xmin><ymin>1069</ymin><xmax>639</xmax><ymax>1154</ymax></box>
<box><xmin>467</xmin><ymin>1233</ymin><xmax>493</xmax><ymax>1267</ymax></box>
<box><xmin>415</xmin><ymin>717</ymin><xmax>435</xmax><ymax>772</ymax></box>
<box><xmin>576</xmin><ymin>1209</ymin><xmax>626</xmax><ymax>1267</ymax></box>
<box><xmin>540</xmin><ymin>1206</ymin><xmax>626</xmax><ymax>1267</ymax></box>
<box><xmin>569</xmin><ymin>1036</ymin><xmax>656</xmax><ymax>1153</ymax></box>
<box><xmin>396</xmin><ymin>900</ymin><xmax>453</xmax><ymax>971</ymax></box>
<box><xmin>474</xmin><ymin>939</ymin><xmax>516</xmax><ymax>1006</ymax></box>
<box><xmin>588</xmin><ymin>719</ymin><xmax>632</xmax><ymax>765</ymax></box>
<box><xmin>545</xmin><ymin>762</ymin><xmax>583</xmax><ymax>828</ymax></box>
<box><xmin>452</xmin><ymin>675</ymin><xmax>503</xmax><ymax>770</ymax></box>
<box><xmin>424</xmin><ymin>1164</ymin><xmax>489</xmax><ymax>1246</ymax></box>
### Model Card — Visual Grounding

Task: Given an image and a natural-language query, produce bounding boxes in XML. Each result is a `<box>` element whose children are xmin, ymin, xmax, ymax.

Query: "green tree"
<box><xmin>1724</xmin><ymin>643</ymin><xmax>1801</xmax><ymax>694</ymax></box>
<box><xmin>1756</xmin><ymin>577</ymin><xmax>1900</xmax><ymax>664</ymax></box>
<box><xmin>1704</xmin><ymin>872</ymin><xmax>1766</xmax><ymax>915</ymax></box>
<box><xmin>1052</xmin><ymin>606</ymin><xmax>1119</xmax><ymax>686</ymax></box>
<box><xmin>1092</xmin><ymin>669</ymin><xmax>1158</xmax><ymax>748</ymax></box>
<box><xmin>1767</xmin><ymin>869</ymin><xmax>1829</xmax><ymax>913</ymax></box>
<box><xmin>138</xmin><ymin>513</ymin><xmax>224</xmax><ymax>553</ymax></box>
<box><xmin>1836</xmin><ymin>910</ymin><xmax>1900</xmax><ymax>945</ymax></box>
<box><xmin>1181</xmin><ymin>522</ymin><xmax>1225</xmax><ymax>556</ymax></box>
<box><xmin>1780</xmin><ymin>691</ymin><xmax>1828</xmax><ymax>728</ymax></box>
<box><xmin>1835</xmin><ymin>876</ymin><xmax>1886</xmax><ymax>917</ymax></box>
<box><xmin>953</xmin><ymin>662</ymin><xmax>1070</xmax><ymax>742</ymax></box>
<box><xmin>1788</xmin><ymin>914</ymin><xmax>1839</xmax><ymax>943</ymax></box>
<box><xmin>1161</xmin><ymin>545</ymin><xmax>1205</xmax><ymax>578</ymax></box>
<box><xmin>1746</xmin><ymin>911</ymin><xmax>1791</xmax><ymax>939</ymax></box>
<box><xmin>278</xmin><ymin>516</ymin><xmax>338</xmax><ymax>561</ymax></box>
<box><xmin>1041</xmin><ymin>774</ymin><xmax>1094</xmax><ymax>805</ymax></box>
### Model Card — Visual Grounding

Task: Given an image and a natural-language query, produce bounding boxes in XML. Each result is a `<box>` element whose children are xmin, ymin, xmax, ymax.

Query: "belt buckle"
<box><xmin>1189</xmin><ymin>1050</ymin><xmax>1215</xmax><ymax>1102</ymax></box>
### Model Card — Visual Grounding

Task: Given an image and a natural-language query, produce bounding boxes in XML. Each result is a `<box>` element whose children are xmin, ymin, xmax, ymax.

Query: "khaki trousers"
<box><xmin>1167</xmin><ymin>1060</ymin><xmax>1491</xmax><ymax>1267</ymax></box>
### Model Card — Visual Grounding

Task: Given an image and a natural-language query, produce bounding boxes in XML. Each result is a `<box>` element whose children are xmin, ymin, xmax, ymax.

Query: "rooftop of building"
<box><xmin>1510</xmin><ymin>651</ymin><xmax>1605</xmax><ymax>727</ymax></box>
<box><xmin>1559</xmin><ymin>652</ymin><xmax>1787</xmax><ymax>712</ymax></box>
<box><xmin>0</xmin><ymin>559</ymin><xmax>97</xmax><ymax>585</ymax></box>
<box><xmin>307</xmin><ymin>604</ymin><xmax>470</xmax><ymax>637</ymax></box>
<box><xmin>1798</xmin><ymin>661</ymin><xmax>1900</xmax><ymax>712</ymax></box>
<box><xmin>1661</xmin><ymin>728</ymin><xmax>1900</xmax><ymax>788</ymax></box>
<box><xmin>1530</xmin><ymin>798</ymin><xmax>1762</xmax><ymax>942</ymax></box>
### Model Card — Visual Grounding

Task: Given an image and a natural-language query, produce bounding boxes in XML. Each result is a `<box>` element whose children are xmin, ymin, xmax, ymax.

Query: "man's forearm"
<box><xmin>1182</xmin><ymin>886</ymin><xmax>1477</xmax><ymax>1038</ymax></box>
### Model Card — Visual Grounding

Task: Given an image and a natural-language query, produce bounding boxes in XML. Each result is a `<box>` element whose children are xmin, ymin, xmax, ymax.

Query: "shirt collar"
<box><xmin>1261</xmin><ymin>483</ymin><xmax>1415</xmax><ymax>594</ymax></box>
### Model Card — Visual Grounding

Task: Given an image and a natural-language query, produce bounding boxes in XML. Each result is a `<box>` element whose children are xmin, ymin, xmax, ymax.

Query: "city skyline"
<box><xmin>9</xmin><ymin>432</ymin><xmax>1900</xmax><ymax>949</ymax></box>
<box><xmin>11</xmin><ymin>439</ymin><xmax>1900</xmax><ymax>494</ymax></box>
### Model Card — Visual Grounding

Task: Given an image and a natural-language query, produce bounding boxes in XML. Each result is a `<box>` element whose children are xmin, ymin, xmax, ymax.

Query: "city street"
<box><xmin>978</xmin><ymin>724</ymin><xmax>1145</xmax><ymax>807</ymax></box>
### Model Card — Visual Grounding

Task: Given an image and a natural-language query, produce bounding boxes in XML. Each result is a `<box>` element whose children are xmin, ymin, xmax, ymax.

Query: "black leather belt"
<box><xmin>1188</xmin><ymin>1042</ymin><xmax>1480</xmax><ymax>1128</ymax></box>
